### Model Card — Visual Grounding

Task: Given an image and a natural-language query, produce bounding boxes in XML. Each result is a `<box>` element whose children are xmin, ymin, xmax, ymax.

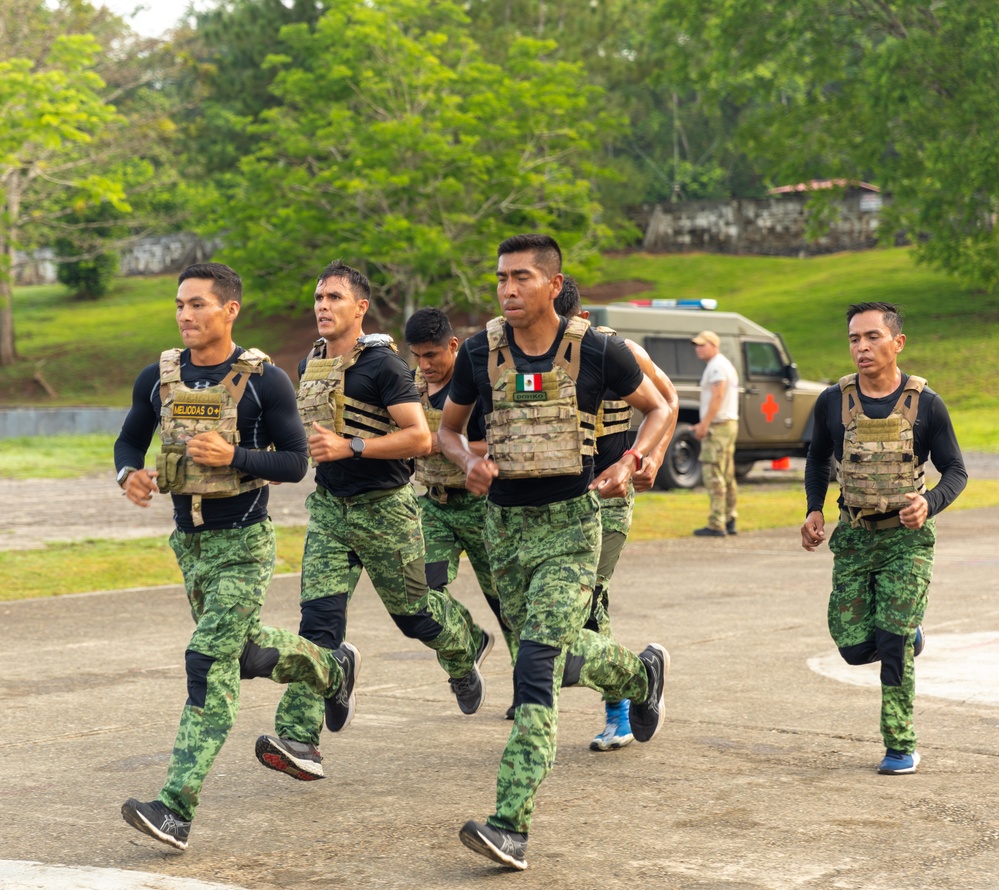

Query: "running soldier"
<box><xmin>405</xmin><ymin>308</ymin><xmax>519</xmax><ymax>715</ymax></box>
<box><xmin>440</xmin><ymin>234</ymin><xmax>672</xmax><ymax>870</ymax></box>
<box><xmin>801</xmin><ymin>302</ymin><xmax>966</xmax><ymax>775</ymax></box>
<box><xmin>554</xmin><ymin>276</ymin><xmax>678</xmax><ymax>751</ymax></box>
<box><xmin>115</xmin><ymin>262</ymin><xmax>347</xmax><ymax>851</ymax></box>
<box><xmin>255</xmin><ymin>261</ymin><xmax>491</xmax><ymax>782</ymax></box>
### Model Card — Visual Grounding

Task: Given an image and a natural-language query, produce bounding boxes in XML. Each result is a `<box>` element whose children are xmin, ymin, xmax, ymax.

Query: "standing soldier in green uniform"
<box><xmin>405</xmin><ymin>308</ymin><xmax>518</xmax><ymax>715</ymax></box>
<box><xmin>554</xmin><ymin>277</ymin><xmax>678</xmax><ymax>751</ymax></box>
<box><xmin>255</xmin><ymin>261</ymin><xmax>492</xmax><ymax>782</ymax></box>
<box><xmin>440</xmin><ymin>234</ymin><xmax>672</xmax><ymax>870</ymax></box>
<box><xmin>801</xmin><ymin>302</ymin><xmax>966</xmax><ymax>775</ymax></box>
<box><xmin>115</xmin><ymin>263</ymin><xmax>349</xmax><ymax>851</ymax></box>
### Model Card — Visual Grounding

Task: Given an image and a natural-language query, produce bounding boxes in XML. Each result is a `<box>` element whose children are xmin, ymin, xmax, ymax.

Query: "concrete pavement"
<box><xmin>1</xmin><ymin>509</ymin><xmax>998</xmax><ymax>889</ymax></box>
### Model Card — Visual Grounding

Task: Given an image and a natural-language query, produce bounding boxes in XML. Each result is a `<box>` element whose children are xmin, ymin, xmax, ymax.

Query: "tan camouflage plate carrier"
<box><xmin>593</xmin><ymin>325</ymin><xmax>634</xmax><ymax>438</ymax></box>
<box><xmin>484</xmin><ymin>315</ymin><xmax>596</xmax><ymax>478</ymax></box>
<box><xmin>297</xmin><ymin>334</ymin><xmax>398</xmax><ymax>464</ymax></box>
<box><xmin>836</xmin><ymin>373</ymin><xmax>927</xmax><ymax>530</ymax></box>
<box><xmin>157</xmin><ymin>347</ymin><xmax>272</xmax><ymax>526</ymax></box>
<box><xmin>413</xmin><ymin>367</ymin><xmax>467</xmax><ymax>502</ymax></box>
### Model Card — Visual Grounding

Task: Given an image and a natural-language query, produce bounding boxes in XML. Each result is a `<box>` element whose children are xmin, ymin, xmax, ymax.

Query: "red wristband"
<box><xmin>623</xmin><ymin>448</ymin><xmax>643</xmax><ymax>471</ymax></box>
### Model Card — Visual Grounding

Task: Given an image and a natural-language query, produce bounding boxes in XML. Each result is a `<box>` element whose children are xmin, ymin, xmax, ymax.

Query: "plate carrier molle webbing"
<box><xmin>296</xmin><ymin>334</ymin><xmax>398</xmax><ymax>464</ymax></box>
<box><xmin>157</xmin><ymin>348</ymin><xmax>272</xmax><ymax>527</ymax></box>
<box><xmin>484</xmin><ymin>315</ymin><xmax>596</xmax><ymax>479</ymax></box>
<box><xmin>836</xmin><ymin>372</ymin><xmax>927</xmax><ymax>530</ymax></box>
<box><xmin>593</xmin><ymin>325</ymin><xmax>634</xmax><ymax>437</ymax></box>
<box><xmin>413</xmin><ymin>367</ymin><xmax>468</xmax><ymax>503</ymax></box>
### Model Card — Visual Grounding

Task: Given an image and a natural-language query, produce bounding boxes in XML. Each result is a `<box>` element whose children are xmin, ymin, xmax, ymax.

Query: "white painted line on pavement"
<box><xmin>0</xmin><ymin>861</ymin><xmax>248</xmax><ymax>890</ymax></box>
<box><xmin>808</xmin><ymin>631</ymin><xmax>999</xmax><ymax>705</ymax></box>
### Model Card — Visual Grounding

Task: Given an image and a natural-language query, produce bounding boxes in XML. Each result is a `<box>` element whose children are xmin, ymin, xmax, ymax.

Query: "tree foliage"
<box><xmin>659</xmin><ymin>0</ymin><xmax>999</xmax><ymax>289</ymax></box>
<box><xmin>207</xmin><ymin>0</ymin><xmax>625</xmax><ymax>327</ymax></box>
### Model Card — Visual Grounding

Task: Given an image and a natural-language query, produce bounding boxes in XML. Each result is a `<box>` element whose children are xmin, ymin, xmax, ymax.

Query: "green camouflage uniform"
<box><xmin>484</xmin><ymin>491</ymin><xmax>650</xmax><ymax>833</ymax></box>
<box><xmin>700</xmin><ymin>419</ymin><xmax>738</xmax><ymax>531</ymax></box>
<box><xmin>827</xmin><ymin>519</ymin><xmax>935</xmax><ymax>752</ymax></box>
<box><xmin>274</xmin><ymin>485</ymin><xmax>481</xmax><ymax>745</ymax></box>
<box><xmin>420</xmin><ymin>488</ymin><xmax>519</xmax><ymax>665</ymax></box>
<box><xmin>162</xmin><ymin>520</ymin><xmax>339</xmax><ymax>820</ymax></box>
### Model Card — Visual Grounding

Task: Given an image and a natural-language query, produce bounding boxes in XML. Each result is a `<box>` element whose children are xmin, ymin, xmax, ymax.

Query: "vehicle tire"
<box><xmin>734</xmin><ymin>461</ymin><xmax>755</xmax><ymax>481</ymax></box>
<box><xmin>655</xmin><ymin>423</ymin><xmax>702</xmax><ymax>490</ymax></box>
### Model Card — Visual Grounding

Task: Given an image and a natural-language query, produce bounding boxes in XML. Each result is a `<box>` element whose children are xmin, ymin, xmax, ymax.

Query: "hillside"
<box><xmin>2</xmin><ymin>247</ymin><xmax>996</xmax><ymax>449</ymax></box>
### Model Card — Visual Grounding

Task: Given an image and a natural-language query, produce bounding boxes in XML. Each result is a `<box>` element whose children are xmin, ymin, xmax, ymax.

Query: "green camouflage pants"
<box><xmin>275</xmin><ymin>485</ymin><xmax>480</xmax><ymax>745</ymax></box>
<box><xmin>161</xmin><ymin>521</ymin><xmax>338</xmax><ymax>820</ymax></box>
<box><xmin>420</xmin><ymin>489</ymin><xmax>518</xmax><ymax>665</ymax></box>
<box><xmin>484</xmin><ymin>491</ymin><xmax>649</xmax><ymax>834</ymax></box>
<box><xmin>700</xmin><ymin>419</ymin><xmax>738</xmax><ymax>531</ymax></box>
<box><xmin>827</xmin><ymin>519</ymin><xmax>935</xmax><ymax>753</ymax></box>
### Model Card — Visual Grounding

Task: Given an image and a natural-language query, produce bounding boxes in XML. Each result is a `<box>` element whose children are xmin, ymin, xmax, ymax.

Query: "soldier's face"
<box><xmin>315</xmin><ymin>276</ymin><xmax>367</xmax><ymax>341</ymax></box>
<box><xmin>848</xmin><ymin>310</ymin><xmax>905</xmax><ymax>377</ymax></box>
<box><xmin>410</xmin><ymin>338</ymin><xmax>458</xmax><ymax>384</ymax></box>
<box><xmin>176</xmin><ymin>278</ymin><xmax>237</xmax><ymax>352</ymax></box>
<box><xmin>496</xmin><ymin>251</ymin><xmax>563</xmax><ymax>329</ymax></box>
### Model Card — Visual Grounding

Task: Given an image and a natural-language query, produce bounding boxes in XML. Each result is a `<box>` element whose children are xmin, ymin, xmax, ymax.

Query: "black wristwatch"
<box><xmin>350</xmin><ymin>437</ymin><xmax>365</xmax><ymax>459</ymax></box>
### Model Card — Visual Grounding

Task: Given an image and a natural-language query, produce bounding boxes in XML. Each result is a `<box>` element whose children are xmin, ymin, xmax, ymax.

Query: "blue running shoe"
<box><xmin>878</xmin><ymin>748</ymin><xmax>921</xmax><ymax>774</ymax></box>
<box><xmin>913</xmin><ymin>625</ymin><xmax>925</xmax><ymax>657</ymax></box>
<box><xmin>590</xmin><ymin>700</ymin><xmax>634</xmax><ymax>751</ymax></box>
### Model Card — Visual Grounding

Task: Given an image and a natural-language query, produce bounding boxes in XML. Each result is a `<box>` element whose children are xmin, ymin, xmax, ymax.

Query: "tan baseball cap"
<box><xmin>691</xmin><ymin>330</ymin><xmax>720</xmax><ymax>347</ymax></box>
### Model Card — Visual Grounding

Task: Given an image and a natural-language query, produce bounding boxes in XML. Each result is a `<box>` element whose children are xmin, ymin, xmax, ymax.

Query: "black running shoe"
<box><xmin>631</xmin><ymin>643</ymin><xmax>670</xmax><ymax>743</ymax></box>
<box><xmin>121</xmin><ymin>798</ymin><xmax>190</xmax><ymax>851</ymax></box>
<box><xmin>459</xmin><ymin>820</ymin><xmax>528</xmax><ymax>870</ymax></box>
<box><xmin>255</xmin><ymin>734</ymin><xmax>325</xmax><ymax>781</ymax></box>
<box><xmin>325</xmin><ymin>641</ymin><xmax>361</xmax><ymax>732</ymax></box>
<box><xmin>449</xmin><ymin>665</ymin><xmax>484</xmax><ymax>715</ymax></box>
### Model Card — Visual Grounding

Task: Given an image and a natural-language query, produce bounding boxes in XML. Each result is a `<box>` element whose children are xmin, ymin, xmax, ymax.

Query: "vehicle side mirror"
<box><xmin>784</xmin><ymin>362</ymin><xmax>800</xmax><ymax>387</ymax></box>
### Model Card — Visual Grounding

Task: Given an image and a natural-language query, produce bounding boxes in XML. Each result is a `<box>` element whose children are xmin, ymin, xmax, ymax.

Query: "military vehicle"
<box><xmin>584</xmin><ymin>300</ymin><xmax>826</xmax><ymax>490</ymax></box>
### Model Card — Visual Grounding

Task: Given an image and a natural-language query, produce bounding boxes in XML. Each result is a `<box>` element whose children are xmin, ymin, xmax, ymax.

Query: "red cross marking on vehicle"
<box><xmin>761</xmin><ymin>393</ymin><xmax>780</xmax><ymax>422</ymax></box>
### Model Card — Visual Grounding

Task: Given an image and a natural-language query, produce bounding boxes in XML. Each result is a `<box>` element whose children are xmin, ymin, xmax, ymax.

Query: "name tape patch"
<box><xmin>173</xmin><ymin>402</ymin><xmax>222</xmax><ymax>419</ymax></box>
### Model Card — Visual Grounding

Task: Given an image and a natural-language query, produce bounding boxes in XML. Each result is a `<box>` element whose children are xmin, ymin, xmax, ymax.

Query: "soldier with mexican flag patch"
<box><xmin>439</xmin><ymin>233</ymin><xmax>673</xmax><ymax>871</ymax></box>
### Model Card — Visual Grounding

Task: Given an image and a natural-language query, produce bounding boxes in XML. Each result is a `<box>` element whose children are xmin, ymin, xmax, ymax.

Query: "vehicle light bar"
<box><xmin>627</xmin><ymin>298</ymin><xmax>718</xmax><ymax>310</ymax></box>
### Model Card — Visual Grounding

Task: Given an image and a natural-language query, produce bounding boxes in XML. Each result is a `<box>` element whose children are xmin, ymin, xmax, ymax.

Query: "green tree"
<box><xmin>0</xmin><ymin>32</ymin><xmax>126</xmax><ymax>365</ymax></box>
<box><xmin>206</xmin><ymin>0</ymin><xmax>624</xmax><ymax>326</ymax></box>
<box><xmin>660</xmin><ymin>0</ymin><xmax>999</xmax><ymax>289</ymax></box>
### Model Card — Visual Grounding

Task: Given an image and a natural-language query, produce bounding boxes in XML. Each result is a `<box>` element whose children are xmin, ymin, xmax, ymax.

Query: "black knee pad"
<box><xmin>838</xmin><ymin>640</ymin><xmax>880</xmax><ymax>666</ymax></box>
<box><xmin>875</xmin><ymin>627</ymin><xmax>905</xmax><ymax>687</ymax></box>
<box><xmin>391</xmin><ymin>609</ymin><xmax>444</xmax><ymax>643</ymax></box>
<box><xmin>425</xmin><ymin>559</ymin><xmax>449</xmax><ymax>592</ymax></box>
<box><xmin>583</xmin><ymin>584</ymin><xmax>602</xmax><ymax>633</ymax></box>
<box><xmin>561</xmin><ymin>651</ymin><xmax>584</xmax><ymax>687</ymax></box>
<box><xmin>298</xmin><ymin>595</ymin><xmax>347</xmax><ymax>649</ymax></box>
<box><xmin>516</xmin><ymin>640</ymin><xmax>560</xmax><ymax>709</ymax></box>
<box><xmin>239</xmin><ymin>640</ymin><xmax>279</xmax><ymax>680</ymax></box>
<box><xmin>184</xmin><ymin>650</ymin><xmax>215</xmax><ymax>709</ymax></box>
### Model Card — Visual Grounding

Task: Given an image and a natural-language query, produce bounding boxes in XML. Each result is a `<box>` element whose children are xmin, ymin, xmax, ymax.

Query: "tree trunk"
<box><xmin>0</xmin><ymin>177</ymin><xmax>21</xmax><ymax>366</ymax></box>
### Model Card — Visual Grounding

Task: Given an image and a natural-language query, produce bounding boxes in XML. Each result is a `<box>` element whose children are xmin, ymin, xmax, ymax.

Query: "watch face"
<box><xmin>351</xmin><ymin>437</ymin><xmax>364</xmax><ymax>455</ymax></box>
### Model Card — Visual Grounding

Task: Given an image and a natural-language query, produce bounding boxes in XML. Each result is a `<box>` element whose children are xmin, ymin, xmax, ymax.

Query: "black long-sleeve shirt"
<box><xmin>804</xmin><ymin>373</ymin><xmax>967</xmax><ymax>520</ymax></box>
<box><xmin>115</xmin><ymin>346</ymin><xmax>308</xmax><ymax>532</ymax></box>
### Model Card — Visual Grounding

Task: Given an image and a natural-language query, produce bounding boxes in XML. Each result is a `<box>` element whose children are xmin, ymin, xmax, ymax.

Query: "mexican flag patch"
<box><xmin>516</xmin><ymin>374</ymin><xmax>543</xmax><ymax>392</ymax></box>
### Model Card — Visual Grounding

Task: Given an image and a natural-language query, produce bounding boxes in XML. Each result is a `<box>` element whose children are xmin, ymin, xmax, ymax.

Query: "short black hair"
<box><xmin>404</xmin><ymin>307</ymin><xmax>454</xmax><ymax>346</ymax></box>
<box><xmin>318</xmin><ymin>259</ymin><xmax>371</xmax><ymax>301</ymax></box>
<box><xmin>497</xmin><ymin>233</ymin><xmax>562</xmax><ymax>276</ymax></box>
<box><xmin>847</xmin><ymin>301</ymin><xmax>903</xmax><ymax>336</ymax></box>
<box><xmin>553</xmin><ymin>275</ymin><xmax>581</xmax><ymax>318</ymax></box>
<box><xmin>178</xmin><ymin>262</ymin><xmax>242</xmax><ymax>306</ymax></box>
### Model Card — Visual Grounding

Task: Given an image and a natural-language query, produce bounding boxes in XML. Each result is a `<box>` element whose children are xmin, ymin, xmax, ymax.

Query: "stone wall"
<box><xmin>642</xmin><ymin>191</ymin><xmax>887</xmax><ymax>255</ymax></box>
<box><xmin>13</xmin><ymin>233</ymin><xmax>218</xmax><ymax>286</ymax></box>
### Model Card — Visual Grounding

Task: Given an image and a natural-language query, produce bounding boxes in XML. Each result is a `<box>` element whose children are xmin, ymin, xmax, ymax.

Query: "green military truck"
<box><xmin>584</xmin><ymin>301</ymin><xmax>826</xmax><ymax>490</ymax></box>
